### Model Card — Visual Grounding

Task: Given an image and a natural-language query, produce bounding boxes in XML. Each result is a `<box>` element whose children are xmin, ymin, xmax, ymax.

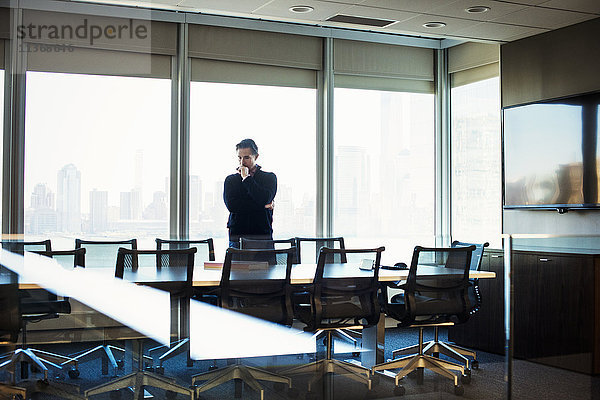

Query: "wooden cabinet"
<box><xmin>448</xmin><ymin>249</ymin><xmax>600</xmax><ymax>374</ymax></box>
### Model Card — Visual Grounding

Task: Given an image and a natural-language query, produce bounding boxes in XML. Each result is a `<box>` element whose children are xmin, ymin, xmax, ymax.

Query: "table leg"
<box><xmin>361</xmin><ymin>313</ymin><xmax>385</xmax><ymax>368</ymax></box>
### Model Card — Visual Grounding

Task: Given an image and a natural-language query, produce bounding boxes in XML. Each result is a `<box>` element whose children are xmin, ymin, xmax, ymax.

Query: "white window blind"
<box><xmin>333</xmin><ymin>39</ymin><xmax>434</xmax><ymax>93</ymax></box>
<box><xmin>449</xmin><ymin>42</ymin><xmax>499</xmax><ymax>87</ymax></box>
<box><xmin>22</xmin><ymin>10</ymin><xmax>176</xmax><ymax>78</ymax></box>
<box><xmin>188</xmin><ymin>24</ymin><xmax>321</xmax><ymax>88</ymax></box>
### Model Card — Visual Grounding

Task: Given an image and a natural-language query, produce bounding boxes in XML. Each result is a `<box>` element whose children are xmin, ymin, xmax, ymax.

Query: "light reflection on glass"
<box><xmin>0</xmin><ymin>249</ymin><xmax>171</xmax><ymax>345</ymax></box>
<box><xmin>189</xmin><ymin>299</ymin><xmax>359</xmax><ymax>359</ymax></box>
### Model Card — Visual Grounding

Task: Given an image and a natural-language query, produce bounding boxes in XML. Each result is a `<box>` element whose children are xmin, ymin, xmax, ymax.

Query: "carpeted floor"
<box><xmin>2</xmin><ymin>327</ymin><xmax>599</xmax><ymax>399</ymax></box>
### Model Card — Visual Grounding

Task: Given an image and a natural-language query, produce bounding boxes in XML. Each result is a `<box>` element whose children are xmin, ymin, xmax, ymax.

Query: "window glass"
<box><xmin>189</xmin><ymin>82</ymin><xmax>317</xmax><ymax>260</ymax></box>
<box><xmin>24</xmin><ymin>72</ymin><xmax>171</xmax><ymax>250</ymax></box>
<box><xmin>333</xmin><ymin>88</ymin><xmax>435</xmax><ymax>263</ymax></box>
<box><xmin>451</xmin><ymin>77</ymin><xmax>501</xmax><ymax>248</ymax></box>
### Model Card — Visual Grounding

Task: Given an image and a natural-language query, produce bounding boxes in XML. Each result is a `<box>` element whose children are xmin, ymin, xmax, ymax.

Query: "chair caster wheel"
<box><xmin>166</xmin><ymin>390</ymin><xmax>178</xmax><ymax>399</ymax></box>
<box><xmin>274</xmin><ymin>382</ymin><xmax>286</xmax><ymax>392</ymax></box>
<box><xmin>287</xmin><ymin>387</ymin><xmax>299</xmax><ymax>398</ymax></box>
<box><xmin>68</xmin><ymin>368</ymin><xmax>80</xmax><ymax>379</ymax></box>
<box><xmin>116</xmin><ymin>359</ymin><xmax>124</xmax><ymax>369</ymax></box>
<box><xmin>393</xmin><ymin>385</ymin><xmax>406</xmax><ymax>396</ymax></box>
<box><xmin>472</xmin><ymin>360</ymin><xmax>479</xmax><ymax>370</ymax></box>
<box><xmin>109</xmin><ymin>390</ymin><xmax>122</xmax><ymax>400</ymax></box>
<box><xmin>461</xmin><ymin>373</ymin><xmax>471</xmax><ymax>384</ymax></box>
<box><xmin>454</xmin><ymin>385</ymin><xmax>465</xmax><ymax>396</ymax></box>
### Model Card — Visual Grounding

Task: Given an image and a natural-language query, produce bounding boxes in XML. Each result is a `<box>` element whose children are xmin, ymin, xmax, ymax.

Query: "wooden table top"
<box><xmin>10</xmin><ymin>263</ymin><xmax>495</xmax><ymax>289</ymax></box>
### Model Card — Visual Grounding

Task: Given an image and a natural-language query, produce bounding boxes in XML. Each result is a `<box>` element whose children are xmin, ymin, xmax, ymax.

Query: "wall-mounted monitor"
<box><xmin>503</xmin><ymin>91</ymin><xmax>600</xmax><ymax>211</ymax></box>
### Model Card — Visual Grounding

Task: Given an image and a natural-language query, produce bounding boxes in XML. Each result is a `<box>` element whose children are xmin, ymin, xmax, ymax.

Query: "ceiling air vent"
<box><xmin>326</xmin><ymin>14</ymin><xmax>396</xmax><ymax>28</ymax></box>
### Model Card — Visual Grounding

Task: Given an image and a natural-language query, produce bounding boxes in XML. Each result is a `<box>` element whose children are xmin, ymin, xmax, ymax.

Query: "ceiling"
<box><xmin>76</xmin><ymin>0</ymin><xmax>600</xmax><ymax>43</ymax></box>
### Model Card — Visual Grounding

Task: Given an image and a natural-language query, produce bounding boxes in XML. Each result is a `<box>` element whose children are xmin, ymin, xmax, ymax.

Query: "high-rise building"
<box><xmin>190</xmin><ymin>175</ymin><xmax>202</xmax><ymax>222</ymax></box>
<box><xmin>56</xmin><ymin>164</ymin><xmax>81</xmax><ymax>233</ymax></box>
<box><xmin>120</xmin><ymin>189</ymin><xmax>142</xmax><ymax>220</ymax></box>
<box><xmin>89</xmin><ymin>189</ymin><xmax>108</xmax><ymax>233</ymax></box>
<box><xmin>31</xmin><ymin>183</ymin><xmax>55</xmax><ymax>210</ymax></box>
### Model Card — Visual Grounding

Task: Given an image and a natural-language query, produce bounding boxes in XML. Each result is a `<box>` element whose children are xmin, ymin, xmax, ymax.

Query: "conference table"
<box><xmin>12</xmin><ymin>262</ymin><xmax>495</xmax><ymax>368</ymax></box>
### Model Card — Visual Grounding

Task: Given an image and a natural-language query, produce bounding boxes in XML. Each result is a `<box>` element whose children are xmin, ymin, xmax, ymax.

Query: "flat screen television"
<box><xmin>503</xmin><ymin>91</ymin><xmax>600</xmax><ymax>211</ymax></box>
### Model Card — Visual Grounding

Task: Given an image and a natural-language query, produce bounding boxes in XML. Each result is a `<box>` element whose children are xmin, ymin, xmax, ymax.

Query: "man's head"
<box><xmin>236</xmin><ymin>138</ymin><xmax>259</xmax><ymax>169</ymax></box>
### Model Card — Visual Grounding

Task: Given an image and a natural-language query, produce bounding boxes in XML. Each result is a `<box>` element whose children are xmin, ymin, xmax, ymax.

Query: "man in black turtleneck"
<box><xmin>223</xmin><ymin>138</ymin><xmax>276</xmax><ymax>249</ymax></box>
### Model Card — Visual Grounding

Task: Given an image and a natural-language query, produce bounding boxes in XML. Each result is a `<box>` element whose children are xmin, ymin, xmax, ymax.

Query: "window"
<box><xmin>24</xmin><ymin>72</ymin><xmax>171</xmax><ymax>249</ymax></box>
<box><xmin>451</xmin><ymin>77</ymin><xmax>501</xmax><ymax>248</ymax></box>
<box><xmin>189</xmin><ymin>82</ymin><xmax>317</xmax><ymax>259</ymax></box>
<box><xmin>333</xmin><ymin>88</ymin><xmax>435</xmax><ymax>263</ymax></box>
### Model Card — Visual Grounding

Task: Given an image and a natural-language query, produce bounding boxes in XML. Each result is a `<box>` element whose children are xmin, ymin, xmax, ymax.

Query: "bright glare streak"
<box><xmin>0</xmin><ymin>249</ymin><xmax>170</xmax><ymax>345</ymax></box>
<box><xmin>189</xmin><ymin>299</ymin><xmax>361</xmax><ymax>359</ymax></box>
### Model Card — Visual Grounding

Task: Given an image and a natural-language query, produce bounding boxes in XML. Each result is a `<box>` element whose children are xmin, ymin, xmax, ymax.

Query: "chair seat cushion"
<box><xmin>388</xmin><ymin>293</ymin><xmax>464</xmax><ymax>326</ymax></box>
<box><xmin>21</xmin><ymin>299</ymin><xmax>71</xmax><ymax>317</ymax></box>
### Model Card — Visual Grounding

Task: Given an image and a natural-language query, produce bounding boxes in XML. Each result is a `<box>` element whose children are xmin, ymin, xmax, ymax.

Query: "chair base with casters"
<box><xmin>85</xmin><ymin>370</ymin><xmax>193</xmax><ymax>400</ymax></box>
<box><xmin>391</xmin><ymin>325</ymin><xmax>477</xmax><ymax>375</ymax></box>
<box><xmin>372</xmin><ymin>325</ymin><xmax>466</xmax><ymax>396</ymax></box>
<box><xmin>282</xmin><ymin>330</ymin><xmax>374</xmax><ymax>397</ymax></box>
<box><xmin>192</xmin><ymin>362</ymin><xmax>294</xmax><ymax>400</ymax></box>
<box><xmin>67</xmin><ymin>343</ymin><xmax>126</xmax><ymax>377</ymax></box>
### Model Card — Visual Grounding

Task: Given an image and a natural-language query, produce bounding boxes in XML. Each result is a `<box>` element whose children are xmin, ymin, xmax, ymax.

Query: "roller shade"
<box><xmin>191</xmin><ymin>58</ymin><xmax>316</xmax><ymax>88</ymax></box>
<box><xmin>451</xmin><ymin>62</ymin><xmax>499</xmax><ymax>88</ymax></box>
<box><xmin>21</xmin><ymin>10</ymin><xmax>175</xmax><ymax>78</ymax></box>
<box><xmin>448</xmin><ymin>42</ymin><xmax>499</xmax><ymax>74</ymax></box>
<box><xmin>28</xmin><ymin>46</ymin><xmax>171</xmax><ymax>79</ymax></box>
<box><xmin>22</xmin><ymin>10</ymin><xmax>177</xmax><ymax>55</ymax></box>
<box><xmin>333</xmin><ymin>39</ymin><xmax>434</xmax><ymax>81</ymax></box>
<box><xmin>0</xmin><ymin>7</ymin><xmax>9</xmax><ymax>39</ymax></box>
<box><xmin>188</xmin><ymin>24</ymin><xmax>322</xmax><ymax>70</ymax></box>
<box><xmin>335</xmin><ymin>74</ymin><xmax>434</xmax><ymax>93</ymax></box>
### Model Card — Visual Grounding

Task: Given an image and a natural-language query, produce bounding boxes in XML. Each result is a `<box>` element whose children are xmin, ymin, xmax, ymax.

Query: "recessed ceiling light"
<box><xmin>466</xmin><ymin>5</ymin><xmax>491</xmax><ymax>13</ymax></box>
<box><xmin>289</xmin><ymin>5</ymin><xmax>314</xmax><ymax>13</ymax></box>
<box><xmin>422</xmin><ymin>22</ymin><xmax>446</xmax><ymax>28</ymax></box>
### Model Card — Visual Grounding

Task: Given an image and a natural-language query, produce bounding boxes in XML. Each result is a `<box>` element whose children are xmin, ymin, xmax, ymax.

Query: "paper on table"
<box><xmin>204</xmin><ymin>261</ymin><xmax>270</xmax><ymax>270</ymax></box>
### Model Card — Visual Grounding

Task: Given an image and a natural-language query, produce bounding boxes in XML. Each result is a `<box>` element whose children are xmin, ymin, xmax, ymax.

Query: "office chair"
<box><xmin>240</xmin><ymin>237</ymin><xmax>298</xmax><ymax>264</ymax></box>
<box><xmin>0</xmin><ymin>265</ymin><xmax>27</xmax><ymax>399</ymax></box>
<box><xmin>389</xmin><ymin>242</ymin><xmax>489</xmax><ymax>375</ymax></box>
<box><xmin>0</xmin><ymin>249</ymin><xmax>84</xmax><ymax>399</ymax></box>
<box><xmin>150</xmin><ymin>238</ymin><xmax>215</xmax><ymax>369</ymax></box>
<box><xmin>191</xmin><ymin>247</ymin><xmax>297</xmax><ymax>400</ymax></box>
<box><xmin>372</xmin><ymin>245</ymin><xmax>475</xmax><ymax>397</ymax></box>
<box><xmin>68</xmin><ymin>238</ymin><xmax>137</xmax><ymax>376</ymax></box>
<box><xmin>294</xmin><ymin>237</ymin><xmax>362</xmax><ymax>350</ymax></box>
<box><xmin>285</xmin><ymin>246</ymin><xmax>385</xmax><ymax>398</ymax></box>
<box><xmin>85</xmin><ymin>247</ymin><xmax>196</xmax><ymax>400</ymax></box>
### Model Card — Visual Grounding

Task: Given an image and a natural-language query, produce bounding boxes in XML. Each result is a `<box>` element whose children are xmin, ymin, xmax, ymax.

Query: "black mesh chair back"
<box><xmin>220</xmin><ymin>247</ymin><xmax>296</xmax><ymax>326</ymax></box>
<box><xmin>300</xmin><ymin>247</ymin><xmax>384</xmax><ymax>331</ymax></box>
<box><xmin>1</xmin><ymin>240</ymin><xmax>52</xmax><ymax>254</ymax></box>
<box><xmin>294</xmin><ymin>237</ymin><xmax>346</xmax><ymax>264</ymax></box>
<box><xmin>156</xmin><ymin>238</ymin><xmax>215</xmax><ymax>262</ymax></box>
<box><xmin>32</xmin><ymin>248</ymin><xmax>86</xmax><ymax>269</ymax></box>
<box><xmin>451</xmin><ymin>241</ymin><xmax>489</xmax><ymax>271</ymax></box>
<box><xmin>75</xmin><ymin>238</ymin><xmax>137</xmax><ymax>268</ymax></box>
<box><xmin>239</xmin><ymin>238</ymin><xmax>297</xmax><ymax>265</ymax></box>
<box><xmin>400</xmin><ymin>246</ymin><xmax>475</xmax><ymax>325</ymax></box>
<box><xmin>0</xmin><ymin>267</ymin><xmax>21</xmax><ymax>344</ymax></box>
<box><xmin>451</xmin><ymin>241</ymin><xmax>489</xmax><ymax>314</ymax></box>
